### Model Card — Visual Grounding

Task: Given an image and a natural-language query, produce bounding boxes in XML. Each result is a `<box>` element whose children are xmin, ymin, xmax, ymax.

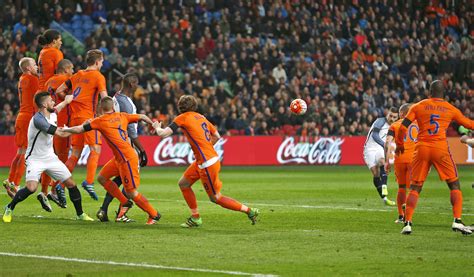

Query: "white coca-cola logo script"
<box><xmin>277</xmin><ymin>137</ymin><xmax>343</xmax><ymax>164</ymax></box>
<box><xmin>153</xmin><ymin>137</ymin><xmax>226</xmax><ymax>165</ymax></box>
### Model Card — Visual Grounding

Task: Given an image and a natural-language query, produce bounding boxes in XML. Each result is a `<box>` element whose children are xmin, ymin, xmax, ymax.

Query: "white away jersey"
<box><xmin>25</xmin><ymin>112</ymin><xmax>58</xmax><ymax>160</ymax></box>
<box><xmin>364</xmin><ymin>117</ymin><xmax>389</xmax><ymax>149</ymax></box>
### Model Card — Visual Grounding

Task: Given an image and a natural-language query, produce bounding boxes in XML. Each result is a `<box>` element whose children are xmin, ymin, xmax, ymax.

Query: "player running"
<box><xmin>56</xmin><ymin>49</ymin><xmax>107</xmax><ymax>202</ymax></box>
<box><xmin>42</xmin><ymin>59</ymin><xmax>74</xmax><ymax>208</ymax></box>
<box><xmin>363</xmin><ymin>107</ymin><xmax>398</xmax><ymax>206</ymax></box>
<box><xmin>96</xmin><ymin>73</ymin><xmax>148</xmax><ymax>222</ymax></box>
<box><xmin>3</xmin><ymin>58</ymin><xmax>39</xmax><ymax>198</ymax></box>
<box><xmin>61</xmin><ymin>96</ymin><xmax>161</xmax><ymax>225</ymax></box>
<box><xmin>396</xmin><ymin>80</ymin><xmax>474</xmax><ymax>235</ymax></box>
<box><xmin>384</xmin><ymin>103</ymin><xmax>418</xmax><ymax>223</ymax></box>
<box><xmin>153</xmin><ymin>95</ymin><xmax>259</xmax><ymax>228</ymax></box>
<box><xmin>3</xmin><ymin>92</ymin><xmax>93</xmax><ymax>222</ymax></box>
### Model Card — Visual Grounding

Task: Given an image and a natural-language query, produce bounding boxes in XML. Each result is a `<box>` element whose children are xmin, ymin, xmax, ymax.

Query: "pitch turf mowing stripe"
<box><xmin>0</xmin><ymin>252</ymin><xmax>278</xmax><ymax>276</ymax></box>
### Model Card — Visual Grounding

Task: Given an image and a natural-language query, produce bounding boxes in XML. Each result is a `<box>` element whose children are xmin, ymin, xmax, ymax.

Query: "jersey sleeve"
<box><xmin>452</xmin><ymin>106</ymin><xmax>474</xmax><ymax>130</ymax></box>
<box><xmin>33</xmin><ymin>113</ymin><xmax>57</xmax><ymax>135</ymax></box>
<box><xmin>387</xmin><ymin>124</ymin><xmax>395</xmax><ymax>137</ymax></box>
<box><xmin>370</xmin><ymin>118</ymin><xmax>386</xmax><ymax>147</ymax></box>
<box><xmin>124</xmin><ymin>113</ymin><xmax>140</xmax><ymax>123</ymax></box>
<box><xmin>405</xmin><ymin>104</ymin><xmax>418</xmax><ymax>123</ymax></box>
<box><xmin>84</xmin><ymin>117</ymin><xmax>101</xmax><ymax>131</ymax></box>
<box><xmin>208</xmin><ymin>120</ymin><xmax>217</xmax><ymax>134</ymax></box>
<box><xmin>97</xmin><ymin>73</ymin><xmax>107</xmax><ymax>93</ymax></box>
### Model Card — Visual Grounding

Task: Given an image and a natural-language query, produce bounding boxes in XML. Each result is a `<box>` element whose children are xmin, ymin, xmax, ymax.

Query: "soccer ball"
<box><xmin>290</xmin><ymin>99</ymin><xmax>307</xmax><ymax>115</ymax></box>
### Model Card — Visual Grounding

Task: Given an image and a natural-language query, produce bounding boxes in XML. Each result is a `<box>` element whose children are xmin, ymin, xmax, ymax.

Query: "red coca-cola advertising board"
<box><xmin>0</xmin><ymin>136</ymin><xmax>471</xmax><ymax>166</ymax></box>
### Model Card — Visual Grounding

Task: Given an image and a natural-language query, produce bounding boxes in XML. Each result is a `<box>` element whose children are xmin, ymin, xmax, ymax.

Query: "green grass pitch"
<box><xmin>0</xmin><ymin>166</ymin><xmax>473</xmax><ymax>276</ymax></box>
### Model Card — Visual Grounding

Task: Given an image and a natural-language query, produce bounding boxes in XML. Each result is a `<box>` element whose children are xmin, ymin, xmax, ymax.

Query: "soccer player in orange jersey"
<box><xmin>56</xmin><ymin>49</ymin><xmax>107</xmax><ymax>202</ymax></box>
<box><xmin>61</xmin><ymin>97</ymin><xmax>161</xmax><ymax>224</ymax></box>
<box><xmin>153</xmin><ymin>95</ymin><xmax>259</xmax><ymax>227</ymax></box>
<box><xmin>37</xmin><ymin>29</ymin><xmax>63</xmax><ymax>91</ymax></box>
<box><xmin>3</xmin><ymin>58</ymin><xmax>39</xmax><ymax>198</ymax></box>
<box><xmin>395</xmin><ymin>80</ymin><xmax>474</xmax><ymax>235</ymax></box>
<box><xmin>41</xmin><ymin>59</ymin><xmax>74</xmax><ymax>208</ymax></box>
<box><xmin>384</xmin><ymin>103</ymin><xmax>418</xmax><ymax>224</ymax></box>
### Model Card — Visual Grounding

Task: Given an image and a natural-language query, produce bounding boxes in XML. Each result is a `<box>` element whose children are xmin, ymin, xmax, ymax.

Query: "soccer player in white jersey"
<box><xmin>3</xmin><ymin>92</ymin><xmax>93</xmax><ymax>222</ymax></box>
<box><xmin>363</xmin><ymin>107</ymin><xmax>398</xmax><ymax>206</ymax></box>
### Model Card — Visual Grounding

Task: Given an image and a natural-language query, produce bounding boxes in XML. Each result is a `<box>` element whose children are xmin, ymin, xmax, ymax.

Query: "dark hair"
<box><xmin>122</xmin><ymin>73</ymin><xmax>139</xmax><ymax>88</ymax></box>
<box><xmin>430</xmin><ymin>80</ymin><xmax>444</xmax><ymax>98</ymax></box>
<box><xmin>56</xmin><ymin>59</ymin><xmax>73</xmax><ymax>73</ymax></box>
<box><xmin>34</xmin><ymin>91</ymin><xmax>50</xmax><ymax>108</ymax></box>
<box><xmin>388</xmin><ymin>107</ymin><xmax>398</xmax><ymax>114</ymax></box>
<box><xmin>178</xmin><ymin>95</ymin><xmax>198</xmax><ymax>113</ymax></box>
<box><xmin>85</xmin><ymin>49</ymin><xmax>103</xmax><ymax>66</ymax></box>
<box><xmin>38</xmin><ymin>29</ymin><xmax>61</xmax><ymax>46</ymax></box>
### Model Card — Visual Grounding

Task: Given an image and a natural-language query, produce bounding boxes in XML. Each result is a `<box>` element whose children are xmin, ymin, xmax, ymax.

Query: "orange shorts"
<box><xmin>70</xmin><ymin>117</ymin><xmax>102</xmax><ymax>147</ymax></box>
<box><xmin>53</xmin><ymin>135</ymin><xmax>70</xmax><ymax>162</ymax></box>
<box><xmin>15</xmin><ymin>115</ymin><xmax>31</xmax><ymax>148</ymax></box>
<box><xmin>99</xmin><ymin>158</ymin><xmax>140</xmax><ymax>192</ymax></box>
<box><xmin>183</xmin><ymin>161</ymin><xmax>222</xmax><ymax>197</ymax></box>
<box><xmin>411</xmin><ymin>145</ymin><xmax>458</xmax><ymax>184</ymax></box>
<box><xmin>394</xmin><ymin>162</ymin><xmax>412</xmax><ymax>186</ymax></box>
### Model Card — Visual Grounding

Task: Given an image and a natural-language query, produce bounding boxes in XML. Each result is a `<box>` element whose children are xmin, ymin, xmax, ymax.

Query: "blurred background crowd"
<box><xmin>0</xmin><ymin>0</ymin><xmax>472</xmax><ymax>136</ymax></box>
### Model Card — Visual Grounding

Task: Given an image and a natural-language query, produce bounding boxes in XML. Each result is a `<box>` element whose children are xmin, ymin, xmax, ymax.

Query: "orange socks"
<box><xmin>86</xmin><ymin>150</ymin><xmax>100</xmax><ymax>184</ymax></box>
<box><xmin>41</xmin><ymin>173</ymin><xmax>52</xmax><ymax>194</ymax></box>
<box><xmin>102</xmin><ymin>180</ymin><xmax>128</xmax><ymax>205</ymax></box>
<box><xmin>397</xmin><ymin>187</ymin><xmax>407</xmax><ymax>216</ymax></box>
<box><xmin>216</xmin><ymin>196</ymin><xmax>247</xmax><ymax>212</ymax></box>
<box><xmin>180</xmin><ymin>187</ymin><xmax>199</xmax><ymax>218</ymax></box>
<box><xmin>65</xmin><ymin>154</ymin><xmax>79</xmax><ymax>173</ymax></box>
<box><xmin>450</xmin><ymin>189</ymin><xmax>463</xmax><ymax>219</ymax></box>
<box><xmin>13</xmin><ymin>154</ymin><xmax>25</xmax><ymax>186</ymax></box>
<box><xmin>8</xmin><ymin>153</ymin><xmax>20</xmax><ymax>183</ymax></box>
<box><xmin>133</xmin><ymin>193</ymin><xmax>158</xmax><ymax>218</ymax></box>
<box><xmin>404</xmin><ymin>190</ymin><xmax>419</xmax><ymax>222</ymax></box>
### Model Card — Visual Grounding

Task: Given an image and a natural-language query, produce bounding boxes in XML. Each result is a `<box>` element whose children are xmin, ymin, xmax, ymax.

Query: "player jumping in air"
<box><xmin>384</xmin><ymin>103</ymin><xmax>418</xmax><ymax>223</ymax></box>
<box><xmin>153</xmin><ymin>95</ymin><xmax>259</xmax><ymax>227</ymax></box>
<box><xmin>3</xmin><ymin>58</ymin><xmax>39</xmax><ymax>199</ymax></box>
<box><xmin>363</xmin><ymin>107</ymin><xmax>398</xmax><ymax>206</ymax></box>
<box><xmin>396</xmin><ymin>80</ymin><xmax>474</xmax><ymax>235</ymax></box>
<box><xmin>3</xmin><ymin>92</ymin><xmax>93</xmax><ymax>222</ymax></box>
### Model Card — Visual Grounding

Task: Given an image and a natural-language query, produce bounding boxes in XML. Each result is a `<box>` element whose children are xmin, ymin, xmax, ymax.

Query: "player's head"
<box><xmin>121</xmin><ymin>73</ymin><xmax>139</xmax><ymax>93</ymax></box>
<box><xmin>35</xmin><ymin>91</ymin><xmax>55</xmax><ymax>112</ymax></box>
<box><xmin>177</xmin><ymin>95</ymin><xmax>198</xmax><ymax>113</ymax></box>
<box><xmin>386</xmin><ymin>107</ymin><xmax>398</xmax><ymax>124</ymax></box>
<box><xmin>56</xmin><ymin>59</ymin><xmax>74</xmax><ymax>76</ymax></box>
<box><xmin>18</xmin><ymin>57</ymin><xmax>37</xmax><ymax>75</ymax></box>
<box><xmin>85</xmin><ymin>49</ymin><xmax>104</xmax><ymax>69</ymax></box>
<box><xmin>100</xmin><ymin>96</ymin><xmax>114</xmax><ymax>113</ymax></box>
<box><xmin>429</xmin><ymin>80</ymin><xmax>444</xmax><ymax>98</ymax></box>
<box><xmin>399</xmin><ymin>103</ymin><xmax>412</xmax><ymax>119</ymax></box>
<box><xmin>38</xmin><ymin>29</ymin><xmax>62</xmax><ymax>49</ymax></box>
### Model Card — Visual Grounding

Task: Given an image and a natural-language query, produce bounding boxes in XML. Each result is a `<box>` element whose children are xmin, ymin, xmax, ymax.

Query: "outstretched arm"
<box><xmin>153</xmin><ymin>121</ymin><xmax>174</xmax><ymax>138</ymax></box>
<box><xmin>61</xmin><ymin>124</ymin><xmax>87</xmax><ymax>134</ymax></box>
<box><xmin>461</xmin><ymin>135</ymin><xmax>474</xmax><ymax>147</ymax></box>
<box><xmin>54</xmin><ymin>95</ymin><xmax>73</xmax><ymax>113</ymax></box>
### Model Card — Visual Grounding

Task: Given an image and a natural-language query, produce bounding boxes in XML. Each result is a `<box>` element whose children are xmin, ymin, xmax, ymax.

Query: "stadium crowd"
<box><xmin>0</xmin><ymin>0</ymin><xmax>472</xmax><ymax>136</ymax></box>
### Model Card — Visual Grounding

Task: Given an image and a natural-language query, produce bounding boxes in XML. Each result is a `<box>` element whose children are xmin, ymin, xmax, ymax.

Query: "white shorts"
<box><xmin>25</xmin><ymin>157</ymin><xmax>72</xmax><ymax>183</ymax></box>
<box><xmin>363</xmin><ymin>147</ymin><xmax>384</xmax><ymax>169</ymax></box>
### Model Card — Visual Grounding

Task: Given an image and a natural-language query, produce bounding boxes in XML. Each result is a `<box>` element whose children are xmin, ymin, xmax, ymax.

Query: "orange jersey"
<box><xmin>66</xmin><ymin>70</ymin><xmax>106</xmax><ymax>120</ymax></box>
<box><xmin>18</xmin><ymin>73</ymin><xmax>39</xmax><ymax>116</ymax></box>
<box><xmin>389</xmin><ymin>119</ymin><xmax>418</xmax><ymax>163</ymax></box>
<box><xmin>46</xmin><ymin>74</ymin><xmax>70</xmax><ymax>125</ymax></box>
<box><xmin>172</xmin><ymin>111</ymin><xmax>218</xmax><ymax>165</ymax></box>
<box><xmin>397</xmin><ymin>98</ymin><xmax>474</xmax><ymax>149</ymax></box>
<box><xmin>38</xmin><ymin>47</ymin><xmax>63</xmax><ymax>90</ymax></box>
<box><xmin>87</xmin><ymin>112</ymin><xmax>140</xmax><ymax>163</ymax></box>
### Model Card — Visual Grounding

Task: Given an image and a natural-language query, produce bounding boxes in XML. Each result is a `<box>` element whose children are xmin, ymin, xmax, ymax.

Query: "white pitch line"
<box><xmin>0</xmin><ymin>252</ymin><xmax>277</xmax><ymax>277</ymax></box>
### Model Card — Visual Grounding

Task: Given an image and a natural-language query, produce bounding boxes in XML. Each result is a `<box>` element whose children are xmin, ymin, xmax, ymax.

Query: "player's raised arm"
<box><xmin>452</xmin><ymin>107</ymin><xmax>474</xmax><ymax>131</ymax></box>
<box><xmin>55</xmin><ymin>80</ymin><xmax>71</xmax><ymax>99</ymax></box>
<box><xmin>54</xmin><ymin>95</ymin><xmax>73</xmax><ymax>113</ymax></box>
